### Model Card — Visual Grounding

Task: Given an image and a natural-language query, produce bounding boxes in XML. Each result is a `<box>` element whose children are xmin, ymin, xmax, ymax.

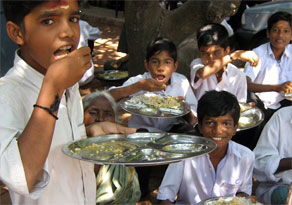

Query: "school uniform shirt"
<box><xmin>109</xmin><ymin>72</ymin><xmax>197</xmax><ymax>132</ymax></box>
<box><xmin>157</xmin><ymin>141</ymin><xmax>255</xmax><ymax>204</ymax></box>
<box><xmin>190</xmin><ymin>58</ymin><xmax>247</xmax><ymax>102</ymax></box>
<box><xmin>244</xmin><ymin>43</ymin><xmax>292</xmax><ymax>109</ymax></box>
<box><xmin>0</xmin><ymin>52</ymin><xmax>96</xmax><ymax>204</ymax></box>
<box><xmin>253</xmin><ymin>106</ymin><xmax>292</xmax><ymax>204</ymax></box>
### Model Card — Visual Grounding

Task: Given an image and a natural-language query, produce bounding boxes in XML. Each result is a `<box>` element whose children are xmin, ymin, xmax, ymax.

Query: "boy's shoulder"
<box><xmin>229</xmin><ymin>141</ymin><xmax>254</xmax><ymax>161</ymax></box>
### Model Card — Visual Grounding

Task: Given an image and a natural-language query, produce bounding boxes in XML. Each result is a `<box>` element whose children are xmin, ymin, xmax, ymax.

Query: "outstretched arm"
<box><xmin>247</xmin><ymin>77</ymin><xmax>292</xmax><ymax>93</ymax></box>
<box><xmin>17</xmin><ymin>47</ymin><xmax>91</xmax><ymax>192</ymax></box>
<box><xmin>109</xmin><ymin>78</ymin><xmax>166</xmax><ymax>101</ymax></box>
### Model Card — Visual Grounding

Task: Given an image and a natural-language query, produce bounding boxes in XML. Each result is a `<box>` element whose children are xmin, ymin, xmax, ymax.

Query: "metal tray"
<box><xmin>204</xmin><ymin>196</ymin><xmax>263</xmax><ymax>205</ymax></box>
<box><xmin>238</xmin><ymin>107</ymin><xmax>264</xmax><ymax>131</ymax></box>
<box><xmin>120</xmin><ymin>93</ymin><xmax>191</xmax><ymax>118</ymax></box>
<box><xmin>96</xmin><ymin>70</ymin><xmax>128</xmax><ymax>81</ymax></box>
<box><xmin>62</xmin><ymin>133</ymin><xmax>216</xmax><ymax>166</ymax></box>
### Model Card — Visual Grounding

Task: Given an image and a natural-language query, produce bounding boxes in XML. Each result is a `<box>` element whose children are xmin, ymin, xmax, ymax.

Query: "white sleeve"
<box><xmin>0</xmin><ymin>101</ymin><xmax>49</xmax><ymax>198</ymax></box>
<box><xmin>157</xmin><ymin>161</ymin><xmax>184</xmax><ymax>202</ymax></box>
<box><xmin>253</xmin><ymin>112</ymin><xmax>283</xmax><ymax>182</ymax></box>
<box><xmin>190</xmin><ymin>58</ymin><xmax>204</xmax><ymax>89</ymax></box>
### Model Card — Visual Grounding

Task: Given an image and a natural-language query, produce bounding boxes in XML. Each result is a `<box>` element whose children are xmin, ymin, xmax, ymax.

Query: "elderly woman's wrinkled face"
<box><xmin>84</xmin><ymin>96</ymin><xmax>115</xmax><ymax>126</ymax></box>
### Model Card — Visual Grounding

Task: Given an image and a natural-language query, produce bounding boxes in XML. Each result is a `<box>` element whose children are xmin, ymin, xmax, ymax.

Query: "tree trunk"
<box><xmin>124</xmin><ymin>0</ymin><xmax>241</xmax><ymax>79</ymax></box>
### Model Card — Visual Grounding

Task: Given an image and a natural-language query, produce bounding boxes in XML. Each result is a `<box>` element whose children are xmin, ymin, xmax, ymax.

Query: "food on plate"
<box><xmin>128</xmin><ymin>93</ymin><xmax>182</xmax><ymax>109</ymax></box>
<box><xmin>238</xmin><ymin>116</ymin><xmax>254</xmax><ymax>127</ymax></box>
<box><xmin>71</xmin><ymin>140</ymin><xmax>137</xmax><ymax>160</ymax></box>
<box><xmin>204</xmin><ymin>197</ymin><xmax>249</xmax><ymax>205</ymax></box>
<box><xmin>98</xmin><ymin>70</ymin><xmax>128</xmax><ymax>80</ymax></box>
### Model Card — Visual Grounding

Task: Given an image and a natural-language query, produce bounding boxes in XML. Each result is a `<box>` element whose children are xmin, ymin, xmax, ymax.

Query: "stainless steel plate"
<box><xmin>62</xmin><ymin>133</ymin><xmax>216</xmax><ymax>166</ymax></box>
<box><xmin>238</xmin><ymin>107</ymin><xmax>264</xmax><ymax>131</ymax></box>
<box><xmin>120</xmin><ymin>93</ymin><xmax>191</xmax><ymax>118</ymax></box>
<box><xmin>204</xmin><ymin>196</ymin><xmax>262</xmax><ymax>205</ymax></box>
<box><xmin>96</xmin><ymin>70</ymin><xmax>128</xmax><ymax>81</ymax></box>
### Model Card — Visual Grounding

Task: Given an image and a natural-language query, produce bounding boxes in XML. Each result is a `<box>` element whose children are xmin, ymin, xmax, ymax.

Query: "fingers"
<box><xmin>88</xmin><ymin>122</ymin><xmax>136</xmax><ymax>137</ymax></box>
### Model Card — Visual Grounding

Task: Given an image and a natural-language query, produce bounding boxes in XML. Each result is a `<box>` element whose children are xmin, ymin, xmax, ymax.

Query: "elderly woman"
<box><xmin>83</xmin><ymin>91</ymin><xmax>141</xmax><ymax>204</ymax></box>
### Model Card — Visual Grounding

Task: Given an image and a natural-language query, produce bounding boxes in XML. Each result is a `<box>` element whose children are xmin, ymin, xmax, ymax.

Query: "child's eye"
<box><xmin>104</xmin><ymin>112</ymin><xmax>113</xmax><ymax>118</ymax></box>
<box><xmin>223</xmin><ymin>122</ymin><xmax>232</xmax><ymax>127</ymax></box>
<box><xmin>41</xmin><ymin>19</ymin><xmax>54</xmax><ymax>25</ymax></box>
<box><xmin>89</xmin><ymin>111</ymin><xmax>98</xmax><ymax>116</ymax></box>
<box><xmin>70</xmin><ymin>17</ymin><xmax>79</xmax><ymax>23</ymax></box>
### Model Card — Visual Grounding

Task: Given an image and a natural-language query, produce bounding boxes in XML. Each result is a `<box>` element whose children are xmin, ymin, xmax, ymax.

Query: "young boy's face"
<box><xmin>144</xmin><ymin>50</ymin><xmax>178</xmax><ymax>85</ymax></box>
<box><xmin>17</xmin><ymin>0</ymin><xmax>81</xmax><ymax>74</ymax></box>
<box><xmin>199</xmin><ymin>45</ymin><xmax>230</xmax><ymax>65</ymax></box>
<box><xmin>198</xmin><ymin>113</ymin><xmax>238</xmax><ymax>150</ymax></box>
<box><xmin>84</xmin><ymin>96</ymin><xmax>115</xmax><ymax>126</ymax></box>
<box><xmin>267</xmin><ymin>20</ymin><xmax>292</xmax><ymax>51</ymax></box>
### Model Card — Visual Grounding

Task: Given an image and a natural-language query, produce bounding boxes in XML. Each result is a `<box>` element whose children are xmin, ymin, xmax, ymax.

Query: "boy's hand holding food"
<box><xmin>44</xmin><ymin>46</ymin><xmax>91</xmax><ymax>93</ymax></box>
<box><xmin>141</xmin><ymin>78</ymin><xmax>167</xmax><ymax>91</ymax></box>
<box><xmin>231</xmin><ymin>50</ymin><xmax>259</xmax><ymax>67</ymax></box>
<box><xmin>277</xmin><ymin>81</ymin><xmax>292</xmax><ymax>93</ymax></box>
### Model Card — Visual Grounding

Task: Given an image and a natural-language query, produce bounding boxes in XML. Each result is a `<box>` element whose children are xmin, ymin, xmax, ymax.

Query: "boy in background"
<box><xmin>109</xmin><ymin>37</ymin><xmax>198</xmax><ymax>132</ymax></box>
<box><xmin>244</xmin><ymin>11</ymin><xmax>292</xmax><ymax>148</ymax></box>
<box><xmin>0</xmin><ymin>0</ymin><xmax>135</xmax><ymax>204</ymax></box>
<box><xmin>190</xmin><ymin>23</ymin><xmax>259</xmax><ymax>103</ymax></box>
<box><xmin>157</xmin><ymin>90</ymin><xmax>255</xmax><ymax>204</ymax></box>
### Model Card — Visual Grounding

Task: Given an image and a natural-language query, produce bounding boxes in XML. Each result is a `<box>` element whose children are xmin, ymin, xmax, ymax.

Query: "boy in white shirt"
<box><xmin>109</xmin><ymin>37</ymin><xmax>198</xmax><ymax>132</ymax></box>
<box><xmin>244</xmin><ymin>11</ymin><xmax>292</xmax><ymax>149</ymax></box>
<box><xmin>190</xmin><ymin>23</ymin><xmax>259</xmax><ymax>103</ymax></box>
<box><xmin>157</xmin><ymin>90</ymin><xmax>255</xmax><ymax>204</ymax></box>
<box><xmin>0</xmin><ymin>0</ymin><xmax>135</xmax><ymax>204</ymax></box>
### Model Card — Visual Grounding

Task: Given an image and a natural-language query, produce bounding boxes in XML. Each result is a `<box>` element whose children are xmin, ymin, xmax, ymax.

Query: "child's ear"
<box><xmin>174</xmin><ymin>61</ymin><xmax>178</xmax><ymax>72</ymax></box>
<box><xmin>144</xmin><ymin>59</ymin><xmax>149</xmax><ymax>72</ymax></box>
<box><xmin>233</xmin><ymin>124</ymin><xmax>239</xmax><ymax>136</ymax></box>
<box><xmin>266</xmin><ymin>29</ymin><xmax>270</xmax><ymax>39</ymax></box>
<box><xmin>6</xmin><ymin>21</ymin><xmax>25</xmax><ymax>45</ymax></box>
<box><xmin>225</xmin><ymin>46</ymin><xmax>231</xmax><ymax>55</ymax></box>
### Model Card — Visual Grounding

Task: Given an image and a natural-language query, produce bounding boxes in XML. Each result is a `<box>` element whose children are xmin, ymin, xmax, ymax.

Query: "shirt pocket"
<box><xmin>220</xmin><ymin>182</ymin><xmax>241</xmax><ymax>196</ymax></box>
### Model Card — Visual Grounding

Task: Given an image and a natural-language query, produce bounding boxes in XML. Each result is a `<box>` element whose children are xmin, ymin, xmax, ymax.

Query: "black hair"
<box><xmin>146</xmin><ymin>37</ymin><xmax>177</xmax><ymax>62</ymax></box>
<box><xmin>197</xmin><ymin>90</ymin><xmax>240</xmax><ymax>126</ymax></box>
<box><xmin>2</xmin><ymin>0</ymin><xmax>80</xmax><ymax>26</ymax></box>
<box><xmin>196</xmin><ymin>23</ymin><xmax>229</xmax><ymax>49</ymax></box>
<box><xmin>267</xmin><ymin>11</ymin><xmax>292</xmax><ymax>32</ymax></box>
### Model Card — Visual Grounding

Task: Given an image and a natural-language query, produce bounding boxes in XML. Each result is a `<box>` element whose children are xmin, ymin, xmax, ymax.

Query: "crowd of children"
<box><xmin>0</xmin><ymin>0</ymin><xmax>291</xmax><ymax>203</ymax></box>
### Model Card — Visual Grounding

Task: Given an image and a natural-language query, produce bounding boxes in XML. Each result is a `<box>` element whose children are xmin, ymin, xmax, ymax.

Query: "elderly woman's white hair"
<box><xmin>82</xmin><ymin>90</ymin><xmax>120</xmax><ymax>123</ymax></box>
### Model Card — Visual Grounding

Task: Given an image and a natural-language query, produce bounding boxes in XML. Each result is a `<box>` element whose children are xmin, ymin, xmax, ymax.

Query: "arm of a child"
<box><xmin>231</xmin><ymin>50</ymin><xmax>259</xmax><ymax>67</ymax></box>
<box><xmin>195</xmin><ymin>54</ymin><xmax>232</xmax><ymax>80</ymax></box>
<box><xmin>275</xmin><ymin>158</ymin><xmax>292</xmax><ymax>174</ymax></box>
<box><xmin>247</xmin><ymin>77</ymin><xmax>292</xmax><ymax>93</ymax></box>
<box><xmin>17</xmin><ymin>47</ymin><xmax>91</xmax><ymax>192</ymax></box>
<box><xmin>158</xmin><ymin>199</ymin><xmax>174</xmax><ymax>204</ymax></box>
<box><xmin>86</xmin><ymin>121</ymin><xmax>136</xmax><ymax>137</ymax></box>
<box><xmin>109</xmin><ymin>78</ymin><xmax>166</xmax><ymax>101</ymax></box>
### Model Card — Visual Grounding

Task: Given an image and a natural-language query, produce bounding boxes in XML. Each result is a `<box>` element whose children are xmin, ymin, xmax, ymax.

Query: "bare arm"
<box><xmin>247</xmin><ymin>77</ymin><xmax>292</xmax><ymax>93</ymax></box>
<box><xmin>196</xmin><ymin>50</ymin><xmax>258</xmax><ymax>80</ymax></box>
<box><xmin>274</xmin><ymin>158</ymin><xmax>292</xmax><ymax>174</ymax></box>
<box><xmin>109</xmin><ymin>78</ymin><xmax>166</xmax><ymax>101</ymax></box>
<box><xmin>18</xmin><ymin>47</ymin><xmax>91</xmax><ymax>192</ymax></box>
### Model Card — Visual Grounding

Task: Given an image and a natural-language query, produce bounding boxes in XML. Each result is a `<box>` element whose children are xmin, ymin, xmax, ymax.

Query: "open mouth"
<box><xmin>54</xmin><ymin>45</ymin><xmax>73</xmax><ymax>60</ymax></box>
<box><xmin>156</xmin><ymin>75</ymin><xmax>165</xmax><ymax>83</ymax></box>
<box><xmin>212</xmin><ymin>137</ymin><xmax>224</xmax><ymax>141</ymax></box>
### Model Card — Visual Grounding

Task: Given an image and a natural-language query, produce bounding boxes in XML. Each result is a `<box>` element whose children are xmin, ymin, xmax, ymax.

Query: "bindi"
<box><xmin>45</xmin><ymin>0</ymin><xmax>69</xmax><ymax>10</ymax></box>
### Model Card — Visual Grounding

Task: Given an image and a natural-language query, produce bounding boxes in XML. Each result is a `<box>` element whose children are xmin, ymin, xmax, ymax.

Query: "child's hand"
<box><xmin>277</xmin><ymin>81</ymin><xmax>292</xmax><ymax>93</ymax></box>
<box><xmin>142</xmin><ymin>78</ymin><xmax>166</xmax><ymax>91</ymax></box>
<box><xmin>45</xmin><ymin>46</ymin><xmax>91</xmax><ymax>92</ymax></box>
<box><xmin>232</xmin><ymin>50</ymin><xmax>259</xmax><ymax>67</ymax></box>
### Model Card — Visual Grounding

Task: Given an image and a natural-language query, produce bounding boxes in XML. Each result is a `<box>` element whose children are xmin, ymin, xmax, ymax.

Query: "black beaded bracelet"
<box><xmin>33</xmin><ymin>104</ymin><xmax>59</xmax><ymax>120</ymax></box>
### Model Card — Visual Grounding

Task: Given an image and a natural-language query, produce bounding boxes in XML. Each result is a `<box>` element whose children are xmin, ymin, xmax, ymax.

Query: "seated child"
<box><xmin>83</xmin><ymin>91</ymin><xmax>141</xmax><ymax>204</ymax></box>
<box><xmin>157</xmin><ymin>90</ymin><xmax>255</xmax><ymax>204</ymax></box>
<box><xmin>109</xmin><ymin>37</ymin><xmax>198</xmax><ymax>132</ymax></box>
<box><xmin>78</xmin><ymin>20</ymin><xmax>100</xmax><ymax>86</ymax></box>
<box><xmin>244</xmin><ymin>11</ymin><xmax>292</xmax><ymax>121</ymax></box>
<box><xmin>253</xmin><ymin>106</ymin><xmax>292</xmax><ymax>204</ymax></box>
<box><xmin>190</xmin><ymin>23</ymin><xmax>259</xmax><ymax>103</ymax></box>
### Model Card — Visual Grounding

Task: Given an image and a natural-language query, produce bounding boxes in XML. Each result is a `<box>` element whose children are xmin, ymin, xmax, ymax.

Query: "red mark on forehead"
<box><xmin>45</xmin><ymin>0</ymin><xmax>69</xmax><ymax>9</ymax></box>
